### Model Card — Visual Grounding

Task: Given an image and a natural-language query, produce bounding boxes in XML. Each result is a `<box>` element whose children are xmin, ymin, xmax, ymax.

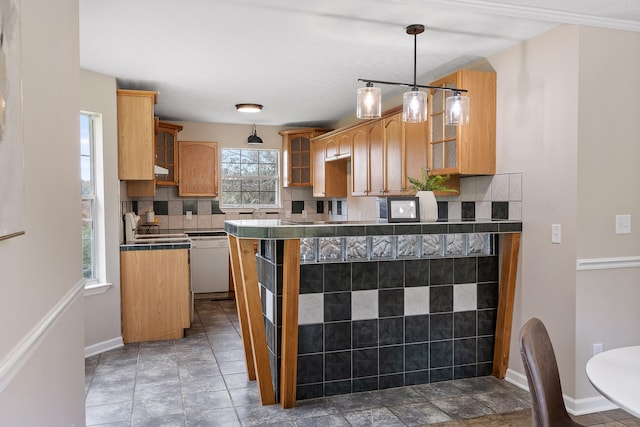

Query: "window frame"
<box><xmin>81</xmin><ymin>111</ymin><xmax>108</xmax><ymax>289</ymax></box>
<box><xmin>220</xmin><ymin>148</ymin><xmax>281</xmax><ymax>209</ymax></box>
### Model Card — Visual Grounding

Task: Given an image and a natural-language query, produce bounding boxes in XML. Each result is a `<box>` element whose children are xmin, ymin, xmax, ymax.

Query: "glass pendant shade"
<box><xmin>445</xmin><ymin>93</ymin><xmax>470</xmax><ymax>125</ymax></box>
<box><xmin>356</xmin><ymin>86</ymin><xmax>382</xmax><ymax>119</ymax></box>
<box><xmin>402</xmin><ymin>90</ymin><xmax>428</xmax><ymax>123</ymax></box>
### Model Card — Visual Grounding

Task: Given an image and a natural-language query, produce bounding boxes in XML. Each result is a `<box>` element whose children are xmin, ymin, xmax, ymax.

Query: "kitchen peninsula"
<box><xmin>225</xmin><ymin>219</ymin><xmax>522</xmax><ymax>408</ymax></box>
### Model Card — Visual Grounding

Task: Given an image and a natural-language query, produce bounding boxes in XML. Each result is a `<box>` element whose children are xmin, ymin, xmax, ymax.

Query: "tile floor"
<box><xmin>85</xmin><ymin>298</ymin><xmax>638</xmax><ymax>426</ymax></box>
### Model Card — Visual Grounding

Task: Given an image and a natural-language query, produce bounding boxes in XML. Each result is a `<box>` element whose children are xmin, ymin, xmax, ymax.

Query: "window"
<box><xmin>81</xmin><ymin>112</ymin><xmax>100</xmax><ymax>281</ymax></box>
<box><xmin>221</xmin><ymin>148</ymin><xmax>280</xmax><ymax>208</ymax></box>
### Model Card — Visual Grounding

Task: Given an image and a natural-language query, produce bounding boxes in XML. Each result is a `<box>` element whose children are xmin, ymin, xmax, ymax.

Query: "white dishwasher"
<box><xmin>188</xmin><ymin>233</ymin><xmax>229</xmax><ymax>293</ymax></box>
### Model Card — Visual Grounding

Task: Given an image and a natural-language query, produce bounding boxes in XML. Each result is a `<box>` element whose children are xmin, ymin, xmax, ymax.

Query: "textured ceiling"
<box><xmin>79</xmin><ymin>0</ymin><xmax>640</xmax><ymax>127</ymax></box>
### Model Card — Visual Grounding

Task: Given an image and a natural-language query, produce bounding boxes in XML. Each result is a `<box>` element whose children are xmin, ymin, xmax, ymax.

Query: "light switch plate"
<box><xmin>185</xmin><ymin>211</ymin><xmax>192</xmax><ymax>220</ymax></box>
<box><xmin>616</xmin><ymin>214</ymin><xmax>631</xmax><ymax>234</ymax></box>
<box><xmin>551</xmin><ymin>224</ymin><xmax>561</xmax><ymax>244</ymax></box>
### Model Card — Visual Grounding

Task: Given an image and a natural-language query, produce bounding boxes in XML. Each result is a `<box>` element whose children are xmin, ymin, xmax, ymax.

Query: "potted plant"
<box><xmin>407</xmin><ymin>168</ymin><xmax>456</xmax><ymax>221</ymax></box>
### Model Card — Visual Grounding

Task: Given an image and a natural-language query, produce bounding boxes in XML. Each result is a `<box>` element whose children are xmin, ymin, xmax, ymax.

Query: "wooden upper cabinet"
<box><xmin>178</xmin><ymin>141</ymin><xmax>218</xmax><ymax>197</ymax></box>
<box><xmin>280</xmin><ymin>128</ymin><xmax>330</xmax><ymax>187</ymax></box>
<box><xmin>351</xmin><ymin>125</ymin><xmax>370</xmax><ymax>196</ymax></box>
<box><xmin>325</xmin><ymin>132</ymin><xmax>351</xmax><ymax>160</ymax></box>
<box><xmin>404</xmin><ymin>119</ymin><xmax>429</xmax><ymax>190</ymax></box>
<box><xmin>312</xmin><ymin>138</ymin><xmax>347</xmax><ymax>198</ymax></box>
<box><xmin>428</xmin><ymin>69</ymin><xmax>496</xmax><ymax>175</ymax></box>
<box><xmin>383</xmin><ymin>112</ymin><xmax>405</xmax><ymax>195</ymax></box>
<box><xmin>117</xmin><ymin>89</ymin><xmax>158</xmax><ymax>180</ymax></box>
<box><xmin>155</xmin><ymin>122</ymin><xmax>183</xmax><ymax>186</ymax></box>
<box><xmin>312</xmin><ymin>138</ymin><xmax>327</xmax><ymax>197</ymax></box>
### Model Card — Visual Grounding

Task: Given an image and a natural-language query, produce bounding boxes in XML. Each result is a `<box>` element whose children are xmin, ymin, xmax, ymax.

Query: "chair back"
<box><xmin>520</xmin><ymin>317</ymin><xmax>582</xmax><ymax>427</ymax></box>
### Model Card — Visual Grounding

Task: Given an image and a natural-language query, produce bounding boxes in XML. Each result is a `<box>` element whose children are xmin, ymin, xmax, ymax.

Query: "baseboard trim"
<box><xmin>576</xmin><ymin>256</ymin><xmax>640</xmax><ymax>271</ymax></box>
<box><xmin>0</xmin><ymin>278</ymin><xmax>85</xmax><ymax>393</ymax></box>
<box><xmin>85</xmin><ymin>337</ymin><xmax>124</xmax><ymax>358</ymax></box>
<box><xmin>505</xmin><ymin>368</ymin><xmax>619</xmax><ymax>415</ymax></box>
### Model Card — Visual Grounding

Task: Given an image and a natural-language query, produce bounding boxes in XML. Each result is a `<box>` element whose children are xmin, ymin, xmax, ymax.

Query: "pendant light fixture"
<box><xmin>247</xmin><ymin>124</ymin><xmax>263</xmax><ymax>144</ymax></box>
<box><xmin>357</xmin><ymin>24</ymin><xmax>470</xmax><ymax>124</ymax></box>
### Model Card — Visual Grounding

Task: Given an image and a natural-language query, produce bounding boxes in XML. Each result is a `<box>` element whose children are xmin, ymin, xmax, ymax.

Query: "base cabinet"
<box><xmin>120</xmin><ymin>249</ymin><xmax>190</xmax><ymax>343</ymax></box>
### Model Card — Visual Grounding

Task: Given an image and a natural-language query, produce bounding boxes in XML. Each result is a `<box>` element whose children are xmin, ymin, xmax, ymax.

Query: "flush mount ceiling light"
<box><xmin>357</xmin><ymin>24</ymin><xmax>470</xmax><ymax>124</ymax></box>
<box><xmin>247</xmin><ymin>124</ymin><xmax>263</xmax><ymax>144</ymax></box>
<box><xmin>235</xmin><ymin>103</ymin><xmax>263</xmax><ymax>113</ymax></box>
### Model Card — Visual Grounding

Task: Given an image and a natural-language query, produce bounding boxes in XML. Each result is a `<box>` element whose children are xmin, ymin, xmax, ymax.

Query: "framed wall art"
<box><xmin>386</xmin><ymin>197</ymin><xmax>420</xmax><ymax>223</ymax></box>
<box><xmin>0</xmin><ymin>0</ymin><xmax>25</xmax><ymax>241</ymax></box>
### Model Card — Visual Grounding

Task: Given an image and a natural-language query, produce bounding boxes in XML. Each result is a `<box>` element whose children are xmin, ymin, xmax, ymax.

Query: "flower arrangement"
<box><xmin>407</xmin><ymin>167</ymin><xmax>456</xmax><ymax>193</ymax></box>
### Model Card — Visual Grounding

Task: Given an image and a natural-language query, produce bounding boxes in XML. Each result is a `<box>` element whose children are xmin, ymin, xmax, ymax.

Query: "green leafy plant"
<box><xmin>407</xmin><ymin>167</ymin><xmax>456</xmax><ymax>193</ymax></box>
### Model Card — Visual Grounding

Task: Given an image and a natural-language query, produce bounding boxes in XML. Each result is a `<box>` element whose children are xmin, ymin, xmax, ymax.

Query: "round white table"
<box><xmin>586</xmin><ymin>346</ymin><xmax>640</xmax><ymax>418</ymax></box>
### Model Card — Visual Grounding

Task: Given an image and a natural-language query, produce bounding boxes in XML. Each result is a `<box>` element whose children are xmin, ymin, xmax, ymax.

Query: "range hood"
<box><xmin>154</xmin><ymin>165</ymin><xmax>169</xmax><ymax>175</ymax></box>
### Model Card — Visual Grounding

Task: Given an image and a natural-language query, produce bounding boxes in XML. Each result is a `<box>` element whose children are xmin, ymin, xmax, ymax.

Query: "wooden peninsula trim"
<box><xmin>492</xmin><ymin>232</ymin><xmax>522</xmax><ymax>378</ymax></box>
<box><xmin>280</xmin><ymin>239</ymin><xmax>301</xmax><ymax>408</ymax></box>
<box><xmin>227</xmin><ymin>235</ymin><xmax>275</xmax><ymax>405</ymax></box>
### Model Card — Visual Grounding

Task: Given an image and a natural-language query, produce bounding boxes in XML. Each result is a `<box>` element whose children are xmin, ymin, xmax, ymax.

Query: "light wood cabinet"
<box><xmin>117</xmin><ymin>89</ymin><xmax>158</xmax><ymax>180</ymax></box>
<box><xmin>312</xmin><ymin>138</ymin><xmax>347</xmax><ymax>198</ymax></box>
<box><xmin>368</xmin><ymin>112</ymin><xmax>415</xmax><ymax>196</ymax></box>
<box><xmin>120</xmin><ymin>248</ymin><xmax>190</xmax><ymax>343</ymax></box>
<box><xmin>155</xmin><ymin>122</ymin><xmax>183</xmax><ymax>186</ymax></box>
<box><xmin>280</xmin><ymin>128</ymin><xmax>330</xmax><ymax>187</ymax></box>
<box><xmin>178</xmin><ymin>141</ymin><xmax>218</xmax><ymax>196</ymax></box>
<box><xmin>351</xmin><ymin>125</ymin><xmax>370</xmax><ymax>196</ymax></box>
<box><xmin>428</xmin><ymin>69</ymin><xmax>496</xmax><ymax>175</ymax></box>
<box><xmin>325</xmin><ymin>132</ymin><xmax>351</xmax><ymax>160</ymax></box>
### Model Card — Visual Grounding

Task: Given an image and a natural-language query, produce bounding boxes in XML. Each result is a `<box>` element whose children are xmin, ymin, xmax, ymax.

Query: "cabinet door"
<box><xmin>312</xmin><ymin>139</ymin><xmax>327</xmax><ymax>197</ymax></box>
<box><xmin>324</xmin><ymin>136</ymin><xmax>338</xmax><ymax>160</ymax></box>
<box><xmin>368</xmin><ymin>121</ymin><xmax>384</xmax><ymax>196</ymax></box>
<box><xmin>287</xmin><ymin>134</ymin><xmax>312</xmax><ymax>186</ymax></box>
<box><xmin>338</xmin><ymin>133</ymin><xmax>351</xmax><ymax>157</ymax></box>
<box><xmin>178</xmin><ymin>141</ymin><xmax>218</xmax><ymax>196</ymax></box>
<box><xmin>351</xmin><ymin>126</ymin><xmax>369</xmax><ymax>196</ymax></box>
<box><xmin>383</xmin><ymin>113</ymin><xmax>405</xmax><ymax>195</ymax></box>
<box><xmin>155</xmin><ymin>122</ymin><xmax>183</xmax><ymax>186</ymax></box>
<box><xmin>404</xmin><ymin>120</ymin><xmax>428</xmax><ymax>192</ymax></box>
<box><xmin>117</xmin><ymin>90</ymin><xmax>157</xmax><ymax>180</ymax></box>
<box><xmin>120</xmin><ymin>248</ymin><xmax>190</xmax><ymax>343</ymax></box>
<box><xmin>429</xmin><ymin>74</ymin><xmax>458</xmax><ymax>174</ymax></box>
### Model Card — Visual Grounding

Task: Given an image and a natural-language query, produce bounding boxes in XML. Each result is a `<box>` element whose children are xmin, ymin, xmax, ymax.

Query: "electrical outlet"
<box><xmin>551</xmin><ymin>224</ymin><xmax>561</xmax><ymax>244</ymax></box>
<box><xmin>616</xmin><ymin>214</ymin><xmax>631</xmax><ymax>234</ymax></box>
<box><xmin>593</xmin><ymin>343</ymin><xmax>603</xmax><ymax>356</ymax></box>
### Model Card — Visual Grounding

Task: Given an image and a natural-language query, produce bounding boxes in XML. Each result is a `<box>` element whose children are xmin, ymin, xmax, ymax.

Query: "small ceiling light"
<box><xmin>235</xmin><ymin>103</ymin><xmax>263</xmax><ymax>113</ymax></box>
<box><xmin>247</xmin><ymin>124</ymin><xmax>263</xmax><ymax>144</ymax></box>
<box><xmin>357</xmin><ymin>24</ymin><xmax>469</xmax><ymax>124</ymax></box>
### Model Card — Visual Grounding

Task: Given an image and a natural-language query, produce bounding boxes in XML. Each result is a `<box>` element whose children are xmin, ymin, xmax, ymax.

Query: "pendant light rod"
<box><xmin>409</xmin><ymin>24</ymin><xmax>422</xmax><ymax>90</ymax></box>
<box><xmin>357</xmin><ymin>78</ymin><xmax>468</xmax><ymax>93</ymax></box>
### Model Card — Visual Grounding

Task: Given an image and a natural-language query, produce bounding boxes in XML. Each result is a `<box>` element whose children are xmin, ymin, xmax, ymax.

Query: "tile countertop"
<box><xmin>224</xmin><ymin>219</ymin><xmax>522</xmax><ymax>239</ymax></box>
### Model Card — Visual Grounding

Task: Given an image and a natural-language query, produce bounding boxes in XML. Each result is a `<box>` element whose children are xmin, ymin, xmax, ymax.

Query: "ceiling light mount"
<box><xmin>357</xmin><ymin>24</ymin><xmax>470</xmax><ymax>124</ymax></box>
<box><xmin>235</xmin><ymin>103</ymin><xmax>263</xmax><ymax>113</ymax></box>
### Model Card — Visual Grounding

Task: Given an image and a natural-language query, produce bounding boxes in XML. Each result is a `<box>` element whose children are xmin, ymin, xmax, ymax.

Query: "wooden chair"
<box><xmin>519</xmin><ymin>318</ymin><xmax>584</xmax><ymax>427</ymax></box>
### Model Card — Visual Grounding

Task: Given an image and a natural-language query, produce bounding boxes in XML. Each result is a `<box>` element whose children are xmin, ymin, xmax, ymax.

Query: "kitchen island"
<box><xmin>225</xmin><ymin>219</ymin><xmax>522</xmax><ymax>408</ymax></box>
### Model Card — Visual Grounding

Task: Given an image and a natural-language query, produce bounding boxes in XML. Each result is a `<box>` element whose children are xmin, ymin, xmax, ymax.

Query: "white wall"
<box><xmin>574</xmin><ymin>26</ymin><xmax>640</xmax><ymax>401</ymax></box>
<box><xmin>0</xmin><ymin>0</ymin><xmax>85</xmax><ymax>425</ymax></box>
<box><xmin>80</xmin><ymin>69</ymin><xmax>123</xmax><ymax>354</ymax></box>
<box><xmin>490</xmin><ymin>24</ymin><xmax>640</xmax><ymax>410</ymax></box>
<box><xmin>489</xmin><ymin>24</ymin><xmax>580</xmax><ymax>396</ymax></box>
